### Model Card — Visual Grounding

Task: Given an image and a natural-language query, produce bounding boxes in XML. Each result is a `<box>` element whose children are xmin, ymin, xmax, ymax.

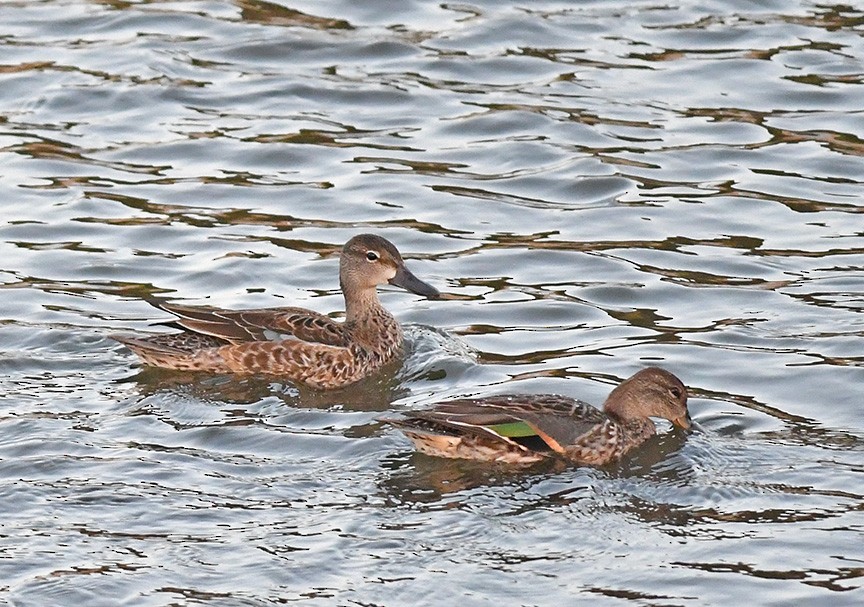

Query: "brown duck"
<box><xmin>112</xmin><ymin>234</ymin><xmax>439</xmax><ymax>389</ymax></box>
<box><xmin>386</xmin><ymin>367</ymin><xmax>691</xmax><ymax>465</ymax></box>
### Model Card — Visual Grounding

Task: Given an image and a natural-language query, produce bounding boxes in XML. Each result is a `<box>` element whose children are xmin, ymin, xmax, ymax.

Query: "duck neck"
<box><xmin>342</xmin><ymin>285</ymin><xmax>399</xmax><ymax>350</ymax></box>
<box><xmin>342</xmin><ymin>283</ymin><xmax>384</xmax><ymax>323</ymax></box>
<box><xmin>604</xmin><ymin>399</ymin><xmax>656</xmax><ymax>442</ymax></box>
<box><xmin>599</xmin><ymin>383</ymin><xmax>660</xmax><ymax>457</ymax></box>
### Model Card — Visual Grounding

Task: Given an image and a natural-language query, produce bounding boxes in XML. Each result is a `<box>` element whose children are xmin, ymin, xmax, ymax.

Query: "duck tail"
<box><xmin>111</xmin><ymin>332</ymin><xmax>227</xmax><ymax>370</ymax></box>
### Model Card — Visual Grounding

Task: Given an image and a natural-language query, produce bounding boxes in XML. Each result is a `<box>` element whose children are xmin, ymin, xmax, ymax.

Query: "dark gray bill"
<box><xmin>390</xmin><ymin>264</ymin><xmax>439</xmax><ymax>299</ymax></box>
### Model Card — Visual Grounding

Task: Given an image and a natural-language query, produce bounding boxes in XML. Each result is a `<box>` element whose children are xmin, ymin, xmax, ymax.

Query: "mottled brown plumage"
<box><xmin>112</xmin><ymin>234</ymin><xmax>439</xmax><ymax>389</ymax></box>
<box><xmin>385</xmin><ymin>367</ymin><xmax>691</xmax><ymax>465</ymax></box>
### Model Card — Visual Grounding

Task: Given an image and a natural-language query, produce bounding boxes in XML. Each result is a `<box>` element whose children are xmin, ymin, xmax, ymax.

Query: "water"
<box><xmin>1</xmin><ymin>0</ymin><xmax>862</xmax><ymax>604</ymax></box>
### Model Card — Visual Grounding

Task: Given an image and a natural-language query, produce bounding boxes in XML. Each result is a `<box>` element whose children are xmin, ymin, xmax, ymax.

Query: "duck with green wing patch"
<box><xmin>386</xmin><ymin>367</ymin><xmax>691</xmax><ymax>465</ymax></box>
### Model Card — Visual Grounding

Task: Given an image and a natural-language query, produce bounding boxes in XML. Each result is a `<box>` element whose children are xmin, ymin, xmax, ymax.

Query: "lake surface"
<box><xmin>1</xmin><ymin>0</ymin><xmax>862</xmax><ymax>605</ymax></box>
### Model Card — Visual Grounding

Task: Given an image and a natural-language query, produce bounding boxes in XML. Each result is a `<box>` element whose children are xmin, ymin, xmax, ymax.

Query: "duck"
<box><xmin>385</xmin><ymin>367</ymin><xmax>691</xmax><ymax>465</ymax></box>
<box><xmin>112</xmin><ymin>233</ymin><xmax>439</xmax><ymax>389</ymax></box>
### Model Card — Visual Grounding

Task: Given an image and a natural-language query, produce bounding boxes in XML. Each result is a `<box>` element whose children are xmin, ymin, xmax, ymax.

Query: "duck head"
<box><xmin>603</xmin><ymin>367</ymin><xmax>691</xmax><ymax>430</ymax></box>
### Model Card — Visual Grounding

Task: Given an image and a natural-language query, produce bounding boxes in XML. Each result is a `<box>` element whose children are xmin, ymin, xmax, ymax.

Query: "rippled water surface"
<box><xmin>1</xmin><ymin>0</ymin><xmax>863</xmax><ymax>605</ymax></box>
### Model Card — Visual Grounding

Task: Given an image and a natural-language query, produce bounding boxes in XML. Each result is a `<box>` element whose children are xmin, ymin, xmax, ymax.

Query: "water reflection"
<box><xmin>1</xmin><ymin>0</ymin><xmax>863</xmax><ymax>603</ymax></box>
<box><xmin>236</xmin><ymin>0</ymin><xmax>353</xmax><ymax>30</ymax></box>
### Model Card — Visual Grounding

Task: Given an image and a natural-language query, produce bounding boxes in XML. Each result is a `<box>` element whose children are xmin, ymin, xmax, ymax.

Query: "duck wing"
<box><xmin>158</xmin><ymin>303</ymin><xmax>349</xmax><ymax>347</ymax></box>
<box><xmin>416</xmin><ymin>394</ymin><xmax>608</xmax><ymax>455</ymax></box>
<box><xmin>386</xmin><ymin>410</ymin><xmax>542</xmax><ymax>462</ymax></box>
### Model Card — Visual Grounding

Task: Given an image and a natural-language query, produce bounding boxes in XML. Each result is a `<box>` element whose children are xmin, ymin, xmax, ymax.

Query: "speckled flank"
<box><xmin>405</xmin><ymin>431</ymin><xmax>548</xmax><ymax>465</ymax></box>
<box><xmin>388</xmin><ymin>367</ymin><xmax>690</xmax><ymax>466</ymax></box>
<box><xmin>561</xmin><ymin>418</ymin><xmax>656</xmax><ymax>465</ymax></box>
<box><xmin>112</xmin><ymin>234</ymin><xmax>437</xmax><ymax>390</ymax></box>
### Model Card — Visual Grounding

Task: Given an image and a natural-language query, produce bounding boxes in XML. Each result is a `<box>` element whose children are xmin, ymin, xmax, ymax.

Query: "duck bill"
<box><xmin>672</xmin><ymin>413</ymin><xmax>693</xmax><ymax>432</ymax></box>
<box><xmin>390</xmin><ymin>265</ymin><xmax>439</xmax><ymax>299</ymax></box>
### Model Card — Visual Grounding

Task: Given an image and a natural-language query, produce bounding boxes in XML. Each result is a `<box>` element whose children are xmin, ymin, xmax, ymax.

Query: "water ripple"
<box><xmin>1</xmin><ymin>0</ymin><xmax>864</xmax><ymax>604</ymax></box>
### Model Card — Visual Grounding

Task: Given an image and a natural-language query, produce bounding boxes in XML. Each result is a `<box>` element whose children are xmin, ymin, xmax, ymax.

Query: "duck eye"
<box><xmin>669</xmin><ymin>387</ymin><xmax>682</xmax><ymax>398</ymax></box>
<box><xmin>366</xmin><ymin>250</ymin><xmax>380</xmax><ymax>261</ymax></box>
